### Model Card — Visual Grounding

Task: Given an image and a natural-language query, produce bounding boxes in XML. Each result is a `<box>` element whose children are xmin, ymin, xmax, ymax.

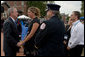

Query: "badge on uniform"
<box><xmin>40</xmin><ymin>23</ymin><xmax>46</xmax><ymax>30</ymax></box>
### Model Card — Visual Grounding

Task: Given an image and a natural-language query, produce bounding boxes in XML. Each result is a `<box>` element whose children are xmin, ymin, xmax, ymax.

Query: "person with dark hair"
<box><xmin>17</xmin><ymin>10</ymin><xmax>23</xmax><ymax>16</ymax></box>
<box><xmin>1</xmin><ymin>6</ymin><xmax>4</xmax><ymax>13</ymax></box>
<box><xmin>67</xmin><ymin>11</ymin><xmax>84</xmax><ymax>56</ymax></box>
<box><xmin>80</xmin><ymin>17</ymin><xmax>84</xmax><ymax>24</ymax></box>
<box><xmin>63</xmin><ymin>18</ymin><xmax>74</xmax><ymax>56</ymax></box>
<box><xmin>16</xmin><ymin>10</ymin><xmax>23</xmax><ymax>38</ymax></box>
<box><xmin>34</xmin><ymin>4</ymin><xmax>66</xmax><ymax>56</ymax></box>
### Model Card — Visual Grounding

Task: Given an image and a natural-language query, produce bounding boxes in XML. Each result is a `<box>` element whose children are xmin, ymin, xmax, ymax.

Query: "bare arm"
<box><xmin>22</xmin><ymin>23</ymin><xmax>39</xmax><ymax>43</ymax></box>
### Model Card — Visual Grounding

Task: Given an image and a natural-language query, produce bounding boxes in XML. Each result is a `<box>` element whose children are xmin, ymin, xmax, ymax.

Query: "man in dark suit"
<box><xmin>34</xmin><ymin>4</ymin><xmax>66</xmax><ymax>56</ymax></box>
<box><xmin>3</xmin><ymin>7</ymin><xmax>20</xmax><ymax>56</ymax></box>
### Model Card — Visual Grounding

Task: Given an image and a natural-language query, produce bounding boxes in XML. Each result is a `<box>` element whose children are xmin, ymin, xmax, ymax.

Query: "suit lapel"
<box><xmin>8</xmin><ymin>17</ymin><xmax>17</xmax><ymax>29</ymax></box>
<box><xmin>8</xmin><ymin>17</ymin><xmax>18</xmax><ymax>35</ymax></box>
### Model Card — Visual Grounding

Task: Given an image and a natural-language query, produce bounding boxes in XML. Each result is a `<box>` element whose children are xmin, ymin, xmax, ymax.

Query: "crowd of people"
<box><xmin>2</xmin><ymin>4</ymin><xmax>84</xmax><ymax>56</ymax></box>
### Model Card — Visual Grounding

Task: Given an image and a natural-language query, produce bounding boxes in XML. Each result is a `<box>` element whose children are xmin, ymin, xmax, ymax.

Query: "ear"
<box><xmin>75</xmin><ymin>16</ymin><xmax>78</xmax><ymax>20</ymax></box>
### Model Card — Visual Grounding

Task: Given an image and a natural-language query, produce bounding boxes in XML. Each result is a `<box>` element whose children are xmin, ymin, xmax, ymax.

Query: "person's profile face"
<box><xmin>46</xmin><ymin>10</ymin><xmax>52</xmax><ymax>17</ymax></box>
<box><xmin>27</xmin><ymin>10</ymin><xmax>34</xmax><ymax>19</ymax></box>
<box><xmin>70</xmin><ymin>12</ymin><xmax>76</xmax><ymax>21</ymax></box>
<box><xmin>12</xmin><ymin>8</ymin><xmax>18</xmax><ymax>19</ymax></box>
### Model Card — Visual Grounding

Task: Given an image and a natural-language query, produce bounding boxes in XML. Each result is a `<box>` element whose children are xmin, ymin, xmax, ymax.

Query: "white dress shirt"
<box><xmin>10</xmin><ymin>17</ymin><xmax>16</xmax><ymax>23</ymax></box>
<box><xmin>10</xmin><ymin>17</ymin><xmax>17</xmax><ymax>29</ymax></box>
<box><xmin>68</xmin><ymin>20</ymin><xmax>84</xmax><ymax>48</ymax></box>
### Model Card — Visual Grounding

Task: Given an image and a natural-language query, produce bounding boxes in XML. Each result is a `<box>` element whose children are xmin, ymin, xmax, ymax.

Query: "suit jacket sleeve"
<box><xmin>34</xmin><ymin>22</ymin><xmax>49</xmax><ymax>47</ymax></box>
<box><xmin>3</xmin><ymin>21</ymin><xmax>18</xmax><ymax>47</ymax></box>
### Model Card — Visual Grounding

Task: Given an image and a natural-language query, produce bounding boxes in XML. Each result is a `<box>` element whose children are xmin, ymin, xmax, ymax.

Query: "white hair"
<box><xmin>8</xmin><ymin>7</ymin><xmax>16</xmax><ymax>16</ymax></box>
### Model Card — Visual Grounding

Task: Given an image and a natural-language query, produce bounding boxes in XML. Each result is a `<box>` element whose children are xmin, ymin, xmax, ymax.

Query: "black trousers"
<box><xmin>4</xmin><ymin>51</ymin><xmax>16</xmax><ymax>56</ymax></box>
<box><xmin>69</xmin><ymin>45</ymin><xmax>84</xmax><ymax>56</ymax></box>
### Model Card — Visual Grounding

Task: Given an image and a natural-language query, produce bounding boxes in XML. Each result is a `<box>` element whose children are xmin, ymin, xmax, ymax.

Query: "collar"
<box><xmin>50</xmin><ymin>15</ymin><xmax>56</xmax><ymax>19</ymax></box>
<box><xmin>10</xmin><ymin>16</ymin><xmax>16</xmax><ymax>23</ymax></box>
<box><xmin>72</xmin><ymin>20</ymin><xmax>80</xmax><ymax>26</ymax></box>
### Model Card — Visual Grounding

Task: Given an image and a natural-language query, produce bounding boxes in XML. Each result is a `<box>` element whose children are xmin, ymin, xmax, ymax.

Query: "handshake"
<box><xmin>17</xmin><ymin>41</ymin><xmax>24</xmax><ymax>47</ymax></box>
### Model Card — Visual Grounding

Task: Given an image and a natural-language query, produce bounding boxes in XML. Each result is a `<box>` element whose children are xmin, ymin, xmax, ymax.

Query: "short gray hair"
<box><xmin>7</xmin><ymin>7</ymin><xmax>16</xmax><ymax>16</ymax></box>
<box><xmin>52</xmin><ymin>10</ymin><xmax>61</xmax><ymax>19</ymax></box>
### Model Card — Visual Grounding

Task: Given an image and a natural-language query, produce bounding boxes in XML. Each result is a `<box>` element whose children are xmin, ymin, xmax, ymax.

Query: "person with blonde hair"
<box><xmin>17</xmin><ymin>7</ymin><xmax>40</xmax><ymax>56</ymax></box>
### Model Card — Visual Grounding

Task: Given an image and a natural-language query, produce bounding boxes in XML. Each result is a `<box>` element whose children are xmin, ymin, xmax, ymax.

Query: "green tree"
<box><xmin>81</xmin><ymin>1</ymin><xmax>84</xmax><ymax>16</ymax></box>
<box><xmin>66</xmin><ymin>16</ymin><xmax>70</xmax><ymax>21</ymax></box>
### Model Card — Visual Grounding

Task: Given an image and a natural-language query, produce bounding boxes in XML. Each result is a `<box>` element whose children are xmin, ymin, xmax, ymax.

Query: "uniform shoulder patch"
<box><xmin>40</xmin><ymin>23</ymin><xmax>46</xmax><ymax>30</ymax></box>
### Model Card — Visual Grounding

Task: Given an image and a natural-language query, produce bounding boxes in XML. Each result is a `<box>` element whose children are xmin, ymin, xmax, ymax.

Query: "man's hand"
<box><xmin>63</xmin><ymin>41</ymin><xmax>67</xmax><ymax>45</ymax></box>
<box><xmin>67</xmin><ymin>46</ymin><xmax>70</xmax><ymax>50</ymax></box>
<box><xmin>17</xmin><ymin>41</ymin><xmax>24</xmax><ymax>47</ymax></box>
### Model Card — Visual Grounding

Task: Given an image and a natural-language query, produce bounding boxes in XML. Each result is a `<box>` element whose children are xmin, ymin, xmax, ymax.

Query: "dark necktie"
<box><xmin>14</xmin><ymin>21</ymin><xmax>17</xmax><ymax>28</ymax></box>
